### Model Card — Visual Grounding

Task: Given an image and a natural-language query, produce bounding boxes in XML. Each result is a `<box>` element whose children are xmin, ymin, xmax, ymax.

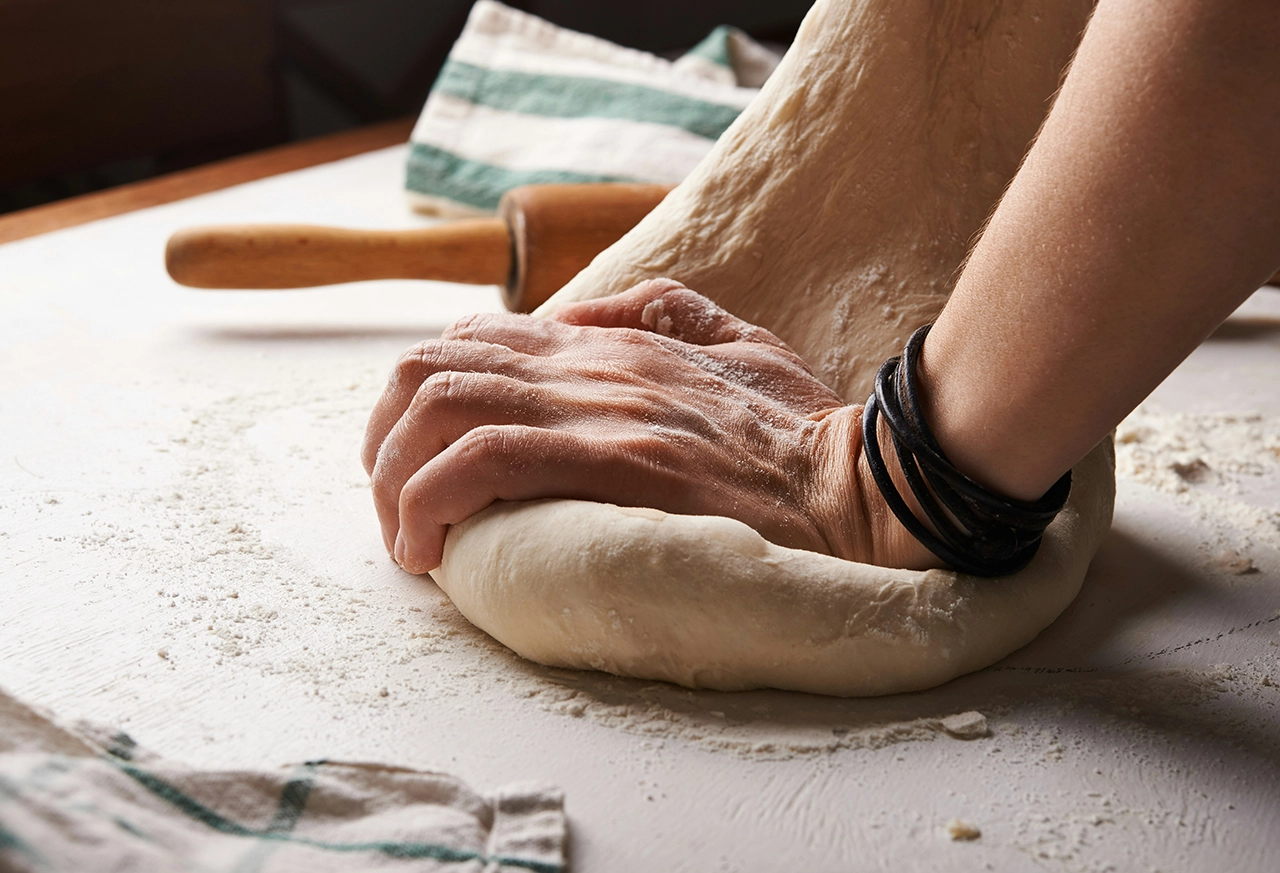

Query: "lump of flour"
<box><xmin>939</xmin><ymin>711</ymin><xmax>990</xmax><ymax>740</ymax></box>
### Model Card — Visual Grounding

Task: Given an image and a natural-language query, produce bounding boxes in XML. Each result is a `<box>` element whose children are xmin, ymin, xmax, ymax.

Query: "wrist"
<box><xmin>918</xmin><ymin>309</ymin><xmax>1070</xmax><ymax>503</ymax></box>
<box><xmin>807</xmin><ymin>405</ymin><xmax>944</xmax><ymax>571</ymax></box>
<box><xmin>861</xmin><ymin>322</ymin><xmax>1073</xmax><ymax>576</ymax></box>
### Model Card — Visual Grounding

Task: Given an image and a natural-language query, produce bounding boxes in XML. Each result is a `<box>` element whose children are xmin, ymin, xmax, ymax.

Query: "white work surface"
<box><xmin>3</xmin><ymin>146</ymin><xmax>1279</xmax><ymax>871</ymax></box>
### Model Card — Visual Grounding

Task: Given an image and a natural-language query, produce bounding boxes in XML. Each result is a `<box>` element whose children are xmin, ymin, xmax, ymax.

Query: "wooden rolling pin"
<box><xmin>165</xmin><ymin>183</ymin><xmax>674</xmax><ymax>313</ymax></box>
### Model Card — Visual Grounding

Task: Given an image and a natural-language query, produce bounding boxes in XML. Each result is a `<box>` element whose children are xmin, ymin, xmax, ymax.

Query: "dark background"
<box><xmin>0</xmin><ymin>0</ymin><xmax>814</xmax><ymax>215</ymax></box>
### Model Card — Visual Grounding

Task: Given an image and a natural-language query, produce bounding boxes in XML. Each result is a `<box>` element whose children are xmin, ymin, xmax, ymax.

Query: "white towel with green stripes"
<box><xmin>0</xmin><ymin>688</ymin><xmax>566</xmax><ymax>872</ymax></box>
<box><xmin>406</xmin><ymin>0</ymin><xmax>782</xmax><ymax>217</ymax></box>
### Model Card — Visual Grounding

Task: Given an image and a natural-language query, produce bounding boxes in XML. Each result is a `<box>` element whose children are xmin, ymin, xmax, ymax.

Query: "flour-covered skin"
<box><xmin>362</xmin><ymin>280</ymin><xmax>933</xmax><ymax>575</ymax></box>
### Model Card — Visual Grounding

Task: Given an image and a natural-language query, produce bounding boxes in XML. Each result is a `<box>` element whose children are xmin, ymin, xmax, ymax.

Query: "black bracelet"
<box><xmin>860</xmin><ymin>324</ymin><xmax>1071</xmax><ymax>577</ymax></box>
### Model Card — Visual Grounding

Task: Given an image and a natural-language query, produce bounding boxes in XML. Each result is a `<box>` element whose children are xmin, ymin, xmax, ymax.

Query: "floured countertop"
<box><xmin>1</xmin><ymin>145</ymin><xmax>1278</xmax><ymax>871</ymax></box>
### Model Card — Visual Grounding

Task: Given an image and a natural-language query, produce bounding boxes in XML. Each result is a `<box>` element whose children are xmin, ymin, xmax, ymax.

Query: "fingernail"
<box><xmin>394</xmin><ymin>531</ymin><xmax>406</xmax><ymax>566</ymax></box>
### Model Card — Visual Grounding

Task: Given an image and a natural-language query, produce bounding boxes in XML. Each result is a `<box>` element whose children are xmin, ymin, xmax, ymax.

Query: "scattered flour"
<box><xmin>15</xmin><ymin>354</ymin><xmax>1276</xmax><ymax>766</ymax></box>
<box><xmin>12</xmin><ymin>353</ymin><xmax>993</xmax><ymax>759</ymax></box>
<box><xmin>1115</xmin><ymin>407</ymin><xmax>1280</xmax><ymax>560</ymax></box>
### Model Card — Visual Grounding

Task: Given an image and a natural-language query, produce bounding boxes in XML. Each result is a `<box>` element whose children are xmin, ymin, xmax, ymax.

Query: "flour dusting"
<box><xmin>1116</xmin><ymin>406</ymin><xmax>1280</xmax><ymax>559</ymax></box>
<box><xmin>15</xmin><ymin>339</ymin><xmax>1277</xmax><ymax>767</ymax></box>
<box><xmin>66</xmin><ymin>391</ymin><xmax>1274</xmax><ymax>761</ymax></box>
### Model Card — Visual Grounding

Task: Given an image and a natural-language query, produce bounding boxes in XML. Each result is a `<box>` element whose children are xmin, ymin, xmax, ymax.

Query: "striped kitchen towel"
<box><xmin>406</xmin><ymin>0</ymin><xmax>782</xmax><ymax>216</ymax></box>
<box><xmin>0</xmin><ymin>687</ymin><xmax>566</xmax><ymax>872</ymax></box>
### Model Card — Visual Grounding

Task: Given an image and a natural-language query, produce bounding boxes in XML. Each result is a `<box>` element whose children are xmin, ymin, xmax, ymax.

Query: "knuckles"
<box><xmin>441</xmin><ymin>311</ymin><xmax>546</xmax><ymax>344</ymax></box>
<box><xmin>409</xmin><ymin>371</ymin><xmax>540</xmax><ymax>421</ymax></box>
<box><xmin>369</xmin><ymin>373</ymin><xmax>484</xmax><ymax>504</ymax></box>
<box><xmin>440</xmin><ymin>312</ymin><xmax>491</xmax><ymax>341</ymax></box>
<box><xmin>409</xmin><ymin>370</ymin><xmax>467</xmax><ymax>418</ymax></box>
<box><xmin>449</xmin><ymin>424</ymin><xmax>528</xmax><ymax>471</ymax></box>
<box><xmin>392</xmin><ymin>340</ymin><xmax>449</xmax><ymax>386</ymax></box>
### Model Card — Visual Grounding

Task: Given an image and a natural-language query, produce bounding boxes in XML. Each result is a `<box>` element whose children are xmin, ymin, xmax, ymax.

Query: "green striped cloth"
<box><xmin>0</xmin><ymin>688</ymin><xmax>565</xmax><ymax>872</ymax></box>
<box><xmin>406</xmin><ymin>1</ymin><xmax>782</xmax><ymax>216</ymax></box>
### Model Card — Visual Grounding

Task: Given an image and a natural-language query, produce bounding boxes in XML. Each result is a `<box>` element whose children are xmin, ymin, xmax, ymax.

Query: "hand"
<box><xmin>361</xmin><ymin>279</ymin><xmax>936</xmax><ymax>574</ymax></box>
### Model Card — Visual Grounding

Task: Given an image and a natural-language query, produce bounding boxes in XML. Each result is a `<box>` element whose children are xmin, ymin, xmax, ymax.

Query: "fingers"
<box><xmin>548</xmin><ymin>279</ymin><xmax>687</xmax><ymax>330</ymax></box>
<box><xmin>361</xmin><ymin>280</ymin><xmax>830</xmax><ymax>574</ymax></box>
<box><xmin>367</xmin><ymin>284</ymin><xmax>797</xmax><ymax>476</ymax></box>
<box><xmin>441</xmin><ymin>310</ymin><xmax>577</xmax><ymax>354</ymax></box>
<box><xmin>361</xmin><ymin>339</ymin><xmax>535</xmax><ymax>475</ymax></box>
<box><xmin>369</xmin><ymin>372</ymin><xmax>564</xmax><ymax>552</ymax></box>
<box><xmin>394</xmin><ymin>425</ymin><xmax>615</xmax><ymax>574</ymax></box>
<box><xmin>552</xmin><ymin>279</ymin><xmax>792</xmax><ymax>350</ymax></box>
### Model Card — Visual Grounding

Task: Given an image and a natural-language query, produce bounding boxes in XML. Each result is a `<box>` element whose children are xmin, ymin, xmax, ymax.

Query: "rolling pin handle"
<box><xmin>166</xmin><ymin>221</ymin><xmax>511</xmax><ymax>289</ymax></box>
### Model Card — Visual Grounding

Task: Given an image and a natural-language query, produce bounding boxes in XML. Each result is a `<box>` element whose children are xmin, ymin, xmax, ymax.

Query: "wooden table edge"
<box><xmin>0</xmin><ymin>117</ymin><xmax>416</xmax><ymax>246</ymax></box>
<box><xmin>1</xmin><ymin>117</ymin><xmax>1276</xmax><ymax>287</ymax></box>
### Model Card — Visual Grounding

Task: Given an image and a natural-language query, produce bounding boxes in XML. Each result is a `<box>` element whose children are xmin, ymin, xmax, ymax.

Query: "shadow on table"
<box><xmin>187</xmin><ymin>324</ymin><xmax>451</xmax><ymax>343</ymax></box>
<box><xmin>1207</xmin><ymin>315</ymin><xmax>1280</xmax><ymax>342</ymax></box>
<box><xmin>496</xmin><ymin>526</ymin><xmax>1280</xmax><ymax>767</ymax></box>
<box><xmin>995</xmin><ymin>525</ymin><xmax>1216</xmax><ymax>669</ymax></box>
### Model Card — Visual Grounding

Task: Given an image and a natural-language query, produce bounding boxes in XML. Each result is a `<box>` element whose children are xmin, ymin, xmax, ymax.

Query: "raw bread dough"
<box><xmin>436</xmin><ymin>442</ymin><xmax>1111</xmax><ymax>697</ymax></box>
<box><xmin>431</xmin><ymin>0</ymin><xmax>1115</xmax><ymax>696</ymax></box>
<box><xmin>544</xmin><ymin>0</ymin><xmax>1098</xmax><ymax>400</ymax></box>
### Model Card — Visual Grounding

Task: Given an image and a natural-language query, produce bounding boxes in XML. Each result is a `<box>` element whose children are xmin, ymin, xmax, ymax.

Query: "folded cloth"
<box><xmin>670</xmin><ymin>24</ymin><xmax>784</xmax><ymax>89</ymax></box>
<box><xmin>0</xmin><ymin>688</ymin><xmax>566</xmax><ymax>872</ymax></box>
<box><xmin>406</xmin><ymin>0</ymin><xmax>782</xmax><ymax>216</ymax></box>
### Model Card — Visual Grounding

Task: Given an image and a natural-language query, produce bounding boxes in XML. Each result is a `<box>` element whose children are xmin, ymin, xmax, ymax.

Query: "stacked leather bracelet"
<box><xmin>861</xmin><ymin>324</ymin><xmax>1071</xmax><ymax>577</ymax></box>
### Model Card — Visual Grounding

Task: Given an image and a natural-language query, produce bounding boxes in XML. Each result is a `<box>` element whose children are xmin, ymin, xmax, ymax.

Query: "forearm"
<box><xmin>920</xmin><ymin>0</ymin><xmax>1280</xmax><ymax>501</ymax></box>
